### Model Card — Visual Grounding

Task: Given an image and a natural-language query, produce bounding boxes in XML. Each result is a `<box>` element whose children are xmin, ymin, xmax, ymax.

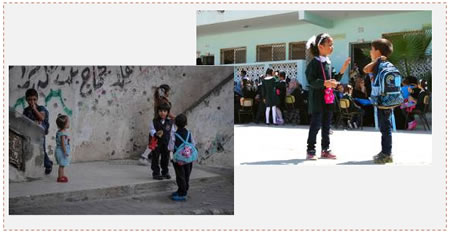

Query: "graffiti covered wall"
<box><xmin>9</xmin><ymin>66</ymin><xmax>233</xmax><ymax>162</ymax></box>
<box><xmin>185</xmin><ymin>77</ymin><xmax>234</xmax><ymax>168</ymax></box>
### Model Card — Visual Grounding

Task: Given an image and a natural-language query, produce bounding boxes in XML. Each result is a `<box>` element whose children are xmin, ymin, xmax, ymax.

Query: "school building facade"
<box><xmin>197</xmin><ymin>10</ymin><xmax>432</xmax><ymax>87</ymax></box>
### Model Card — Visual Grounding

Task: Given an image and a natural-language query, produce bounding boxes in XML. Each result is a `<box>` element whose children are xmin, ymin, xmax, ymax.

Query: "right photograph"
<box><xmin>197</xmin><ymin>10</ymin><xmax>432</xmax><ymax>165</ymax></box>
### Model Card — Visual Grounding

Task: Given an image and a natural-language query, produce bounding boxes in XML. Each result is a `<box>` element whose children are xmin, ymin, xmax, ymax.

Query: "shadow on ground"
<box><xmin>337</xmin><ymin>160</ymin><xmax>377</xmax><ymax>165</ymax></box>
<box><xmin>241</xmin><ymin>159</ymin><xmax>307</xmax><ymax>165</ymax></box>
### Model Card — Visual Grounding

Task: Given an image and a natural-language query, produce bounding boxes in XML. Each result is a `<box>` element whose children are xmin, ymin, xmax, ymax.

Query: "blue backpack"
<box><xmin>174</xmin><ymin>131</ymin><xmax>198</xmax><ymax>164</ymax></box>
<box><xmin>370</xmin><ymin>60</ymin><xmax>404</xmax><ymax>108</ymax></box>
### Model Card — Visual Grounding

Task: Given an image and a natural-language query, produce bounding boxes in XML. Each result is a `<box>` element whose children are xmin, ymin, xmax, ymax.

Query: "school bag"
<box><xmin>370</xmin><ymin>60</ymin><xmax>404</xmax><ymax>108</ymax></box>
<box><xmin>174</xmin><ymin>131</ymin><xmax>198</xmax><ymax>164</ymax></box>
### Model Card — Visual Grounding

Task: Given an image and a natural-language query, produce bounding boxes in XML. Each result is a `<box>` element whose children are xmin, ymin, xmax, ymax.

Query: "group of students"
<box><xmin>235</xmin><ymin>69</ymin><xmax>304</xmax><ymax>125</ymax></box>
<box><xmin>400</xmin><ymin>76</ymin><xmax>430</xmax><ymax>130</ymax></box>
<box><xmin>304</xmin><ymin>32</ymin><xmax>413</xmax><ymax>164</ymax></box>
<box><xmin>22</xmin><ymin>84</ymin><xmax>198</xmax><ymax>202</ymax></box>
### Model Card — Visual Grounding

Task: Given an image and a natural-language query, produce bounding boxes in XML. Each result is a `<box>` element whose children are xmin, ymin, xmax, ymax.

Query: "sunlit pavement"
<box><xmin>236</xmin><ymin>124</ymin><xmax>432</xmax><ymax>166</ymax></box>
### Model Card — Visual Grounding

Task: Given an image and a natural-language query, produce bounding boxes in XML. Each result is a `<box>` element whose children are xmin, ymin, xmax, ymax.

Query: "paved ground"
<box><xmin>9</xmin><ymin>160</ymin><xmax>219</xmax><ymax>198</ymax></box>
<box><xmin>10</xmin><ymin>176</ymin><xmax>233</xmax><ymax>215</ymax></box>
<box><xmin>235</xmin><ymin>124</ymin><xmax>432</xmax><ymax>165</ymax></box>
<box><xmin>9</xmin><ymin>160</ymin><xmax>233</xmax><ymax>215</ymax></box>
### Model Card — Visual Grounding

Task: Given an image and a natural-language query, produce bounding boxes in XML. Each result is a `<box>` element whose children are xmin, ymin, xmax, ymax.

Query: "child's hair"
<box><xmin>344</xmin><ymin>84</ymin><xmax>353</xmax><ymax>94</ymax></box>
<box><xmin>419</xmin><ymin>79</ymin><xmax>428</xmax><ymax>90</ymax></box>
<box><xmin>402</xmin><ymin>77</ymin><xmax>410</xmax><ymax>86</ymax></box>
<box><xmin>242</xmin><ymin>78</ymin><xmax>250</xmax><ymax>86</ymax></box>
<box><xmin>306</xmin><ymin>33</ymin><xmax>332</xmax><ymax>57</ymax></box>
<box><xmin>25</xmin><ymin>88</ymin><xmax>38</xmax><ymax>99</ymax></box>
<box><xmin>56</xmin><ymin>114</ymin><xmax>68</xmax><ymax>130</ymax></box>
<box><xmin>279</xmin><ymin>71</ymin><xmax>286</xmax><ymax>79</ymax></box>
<box><xmin>240</xmin><ymin>70</ymin><xmax>247</xmax><ymax>76</ymax></box>
<box><xmin>371</xmin><ymin>38</ymin><xmax>393</xmax><ymax>57</ymax></box>
<box><xmin>175</xmin><ymin>114</ymin><xmax>187</xmax><ymax>129</ymax></box>
<box><xmin>265</xmin><ymin>68</ymin><xmax>273</xmax><ymax>76</ymax></box>
<box><xmin>154</xmin><ymin>84</ymin><xmax>171</xmax><ymax>100</ymax></box>
<box><xmin>157</xmin><ymin>102</ymin><xmax>171</xmax><ymax>113</ymax></box>
<box><xmin>406</xmin><ymin>76</ymin><xmax>418</xmax><ymax>85</ymax></box>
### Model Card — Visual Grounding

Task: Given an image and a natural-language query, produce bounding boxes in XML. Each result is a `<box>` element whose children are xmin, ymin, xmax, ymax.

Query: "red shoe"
<box><xmin>57</xmin><ymin>177</ymin><xmax>67</xmax><ymax>183</ymax></box>
<box><xmin>320</xmin><ymin>150</ymin><xmax>337</xmax><ymax>159</ymax></box>
<box><xmin>62</xmin><ymin>176</ymin><xmax>69</xmax><ymax>182</ymax></box>
<box><xmin>306</xmin><ymin>153</ymin><xmax>317</xmax><ymax>160</ymax></box>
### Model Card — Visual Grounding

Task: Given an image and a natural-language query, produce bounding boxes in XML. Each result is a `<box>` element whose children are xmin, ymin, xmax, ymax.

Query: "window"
<box><xmin>220</xmin><ymin>47</ymin><xmax>246</xmax><ymax>64</ymax></box>
<box><xmin>289</xmin><ymin>42</ymin><xmax>306</xmax><ymax>60</ymax></box>
<box><xmin>201</xmin><ymin>55</ymin><xmax>215</xmax><ymax>65</ymax></box>
<box><xmin>257</xmin><ymin>43</ymin><xmax>286</xmax><ymax>62</ymax></box>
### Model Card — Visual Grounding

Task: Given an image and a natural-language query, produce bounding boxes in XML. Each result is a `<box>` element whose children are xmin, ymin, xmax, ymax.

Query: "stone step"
<box><xmin>9</xmin><ymin>160</ymin><xmax>222</xmax><ymax>209</ymax></box>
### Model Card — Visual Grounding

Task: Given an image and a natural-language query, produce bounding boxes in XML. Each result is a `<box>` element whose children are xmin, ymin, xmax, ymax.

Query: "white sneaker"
<box><xmin>139</xmin><ymin>158</ymin><xmax>150</xmax><ymax>166</ymax></box>
<box><xmin>139</xmin><ymin>148</ymin><xmax>152</xmax><ymax>166</ymax></box>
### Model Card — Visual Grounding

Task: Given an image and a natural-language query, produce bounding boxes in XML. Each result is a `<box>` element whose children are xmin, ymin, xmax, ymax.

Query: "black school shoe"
<box><xmin>162</xmin><ymin>174</ymin><xmax>171</xmax><ymax>179</ymax></box>
<box><xmin>44</xmin><ymin>167</ymin><xmax>52</xmax><ymax>175</ymax></box>
<box><xmin>44</xmin><ymin>161</ymin><xmax>53</xmax><ymax>175</ymax></box>
<box><xmin>373</xmin><ymin>152</ymin><xmax>393</xmax><ymax>164</ymax></box>
<box><xmin>153</xmin><ymin>175</ymin><xmax>163</xmax><ymax>180</ymax></box>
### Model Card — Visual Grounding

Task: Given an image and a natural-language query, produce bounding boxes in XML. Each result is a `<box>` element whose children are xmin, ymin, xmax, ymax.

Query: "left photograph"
<box><xmin>8</xmin><ymin>66</ymin><xmax>234</xmax><ymax>215</ymax></box>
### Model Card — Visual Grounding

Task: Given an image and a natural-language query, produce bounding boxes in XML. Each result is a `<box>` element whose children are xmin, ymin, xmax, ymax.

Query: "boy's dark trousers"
<box><xmin>377</xmin><ymin>108</ymin><xmax>393</xmax><ymax>155</ymax></box>
<box><xmin>254</xmin><ymin>100</ymin><xmax>266</xmax><ymax>123</ymax></box>
<box><xmin>151</xmin><ymin>146</ymin><xmax>170</xmax><ymax>176</ymax></box>
<box><xmin>172</xmin><ymin>162</ymin><xmax>193</xmax><ymax>196</ymax></box>
<box><xmin>307</xmin><ymin>111</ymin><xmax>333</xmax><ymax>153</ymax></box>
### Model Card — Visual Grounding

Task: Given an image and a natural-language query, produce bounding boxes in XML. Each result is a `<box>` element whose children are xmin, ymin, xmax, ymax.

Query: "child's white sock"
<box><xmin>265</xmin><ymin>107</ymin><xmax>270</xmax><ymax>124</ymax></box>
<box><xmin>141</xmin><ymin>147</ymin><xmax>152</xmax><ymax>159</ymax></box>
<box><xmin>272</xmin><ymin>106</ymin><xmax>277</xmax><ymax>124</ymax></box>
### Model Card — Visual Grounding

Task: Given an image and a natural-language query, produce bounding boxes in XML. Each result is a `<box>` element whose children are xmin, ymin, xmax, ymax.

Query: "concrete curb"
<box><xmin>10</xmin><ymin>175</ymin><xmax>228</xmax><ymax>210</ymax></box>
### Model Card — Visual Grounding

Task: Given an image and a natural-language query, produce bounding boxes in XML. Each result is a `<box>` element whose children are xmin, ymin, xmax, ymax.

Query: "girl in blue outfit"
<box><xmin>55</xmin><ymin>114</ymin><xmax>71</xmax><ymax>183</ymax></box>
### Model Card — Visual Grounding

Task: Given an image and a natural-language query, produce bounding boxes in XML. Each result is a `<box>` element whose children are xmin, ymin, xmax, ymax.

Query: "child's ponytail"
<box><xmin>306</xmin><ymin>33</ymin><xmax>331</xmax><ymax>61</ymax></box>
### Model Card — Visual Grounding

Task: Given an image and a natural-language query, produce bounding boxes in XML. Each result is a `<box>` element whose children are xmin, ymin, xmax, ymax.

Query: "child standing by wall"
<box><xmin>149</xmin><ymin>103</ymin><xmax>175</xmax><ymax>180</ymax></box>
<box><xmin>140</xmin><ymin>84</ymin><xmax>174</xmax><ymax>165</ymax></box>
<box><xmin>171</xmin><ymin>114</ymin><xmax>198</xmax><ymax>201</ymax></box>
<box><xmin>305</xmin><ymin>33</ymin><xmax>351</xmax><ymax>160</ymax></box>
<box><xmin>23</xmin><ymin>88</ymin><xmax>53</xmax><ymax>174</ymax></box>
<box><xmin>153</xmin><ymin>84</ymin><xmax>175</xmax><ymax>120</ymax></box>
<box><xmin>55</xmin><ymin>114</ymin><xmax>71</xmax><ymax>183</ymax></box>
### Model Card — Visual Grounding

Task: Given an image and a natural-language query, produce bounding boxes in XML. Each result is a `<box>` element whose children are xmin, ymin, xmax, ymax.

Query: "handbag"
<box><xmin>320</xmin><ymin>62</ymin><xmax>335</xmax><ymax>104</ymax></box>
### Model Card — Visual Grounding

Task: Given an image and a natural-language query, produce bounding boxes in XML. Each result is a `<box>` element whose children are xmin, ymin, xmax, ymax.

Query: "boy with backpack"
<box><xmin>23</xmin><ymin>88</ymin><xmax>54</xmax><ymax>174</ymax></box>
<box><xmin>170</xmin><ymin>114</ymin><xmax>198</xmax><ymax>201</ymax></box>
<box><xmin>363</xmin><ymin>38</ymin><xmax>404</xmax><ymax>164</ymax></box>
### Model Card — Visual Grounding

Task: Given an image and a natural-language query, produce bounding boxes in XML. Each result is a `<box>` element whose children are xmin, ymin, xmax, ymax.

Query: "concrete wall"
<box><xmin>197</xmin><ymin>11</ymin><xmax>431</xmax><ymax>83</ymax></box>
<box><xmin>9</xmin><ymin>66</ymin><xmax>234</xmax><ymax>162</ymax></box>
<box><xmin>185</xmin><ymin>76</ymin><xmax>234</xmax><ymax>168</ymax></box>
<box><xmin>9</xmin><ymin>107</ymin><xmax>45</xmax><ymax>182</ymax></box>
